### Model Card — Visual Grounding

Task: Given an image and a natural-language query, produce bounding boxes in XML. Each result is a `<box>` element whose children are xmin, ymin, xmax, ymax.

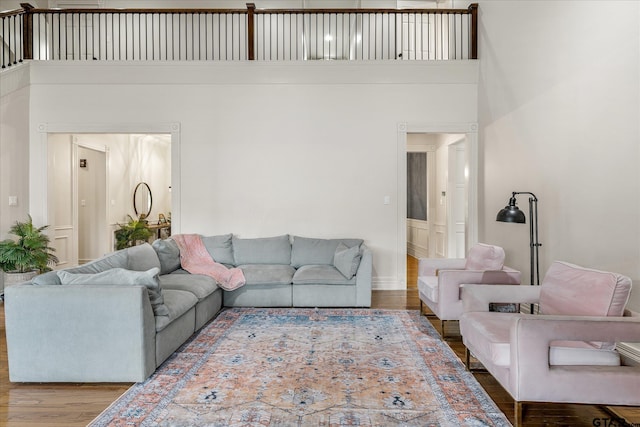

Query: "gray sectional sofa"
<box><xmin>4</xmin><ymin>234</ymin><xmax>372</xmax><ymax>382</ymax></box>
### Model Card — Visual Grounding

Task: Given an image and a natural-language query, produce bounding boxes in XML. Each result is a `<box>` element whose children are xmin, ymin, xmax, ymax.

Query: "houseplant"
<box><xmin>0</xmin><ymin>215</ymin><xmax>59</xmax><ymax>287</ymax></box>
<box><xmin>114</xmin><ymin>215</ymin><xmax>152</xmax><ymax>250</ymax></box>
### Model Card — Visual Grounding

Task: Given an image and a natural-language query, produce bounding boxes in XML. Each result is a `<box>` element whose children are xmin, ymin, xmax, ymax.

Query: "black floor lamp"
<box><xmin>496</xmin><ymin>192</ymin><xmax>542</xmax><ymax>313</ymax></box>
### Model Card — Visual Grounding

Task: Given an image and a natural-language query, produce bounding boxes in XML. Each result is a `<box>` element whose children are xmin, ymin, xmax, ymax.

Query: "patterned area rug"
<box><xmin>90</xmin><ymin>308</ymin><xmax>510</xmax><ymax>426</ymax></box>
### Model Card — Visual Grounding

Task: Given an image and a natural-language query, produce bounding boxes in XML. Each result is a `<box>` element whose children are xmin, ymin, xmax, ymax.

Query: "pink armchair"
<box><xmin>417</xmin><ymin>243</ymin><xmax>521</xmax><ymax>337</ymax></box>
<box><xmin>459</xmin><ymin>261</ymin><xmax>640</xmax><ymax>426</ymax></box>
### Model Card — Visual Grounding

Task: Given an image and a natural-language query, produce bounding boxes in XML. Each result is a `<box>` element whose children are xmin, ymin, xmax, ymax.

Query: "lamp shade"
<box><xmin>496</xmin><ymin>197</ymin><xmax>526</xmax><ymax>223</ymax></box>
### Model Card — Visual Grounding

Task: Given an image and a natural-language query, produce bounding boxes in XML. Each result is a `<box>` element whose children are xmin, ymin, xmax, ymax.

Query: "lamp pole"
<box><xmin>496</xmin><ymin>192</ymin><xmax>542</xmax><ymax>313</ymax></box>
<box><xmin>523</xmin><ymin>192</ymin><xmax>541</xmax><ymax>287</ymax></box>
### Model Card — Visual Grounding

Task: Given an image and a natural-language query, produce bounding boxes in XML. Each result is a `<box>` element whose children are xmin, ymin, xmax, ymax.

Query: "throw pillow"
<box><xmin>464</xmin><ymin>243</ymin><xmax>505</xmax><ymax>271</ymax></box>
<box><xmin>333</xmin><ymin>243</ymin><xmax>361</xmax><ymax>279</ymax></box>
<box><xmin>152</xmin><ymin>238</ymin><xmax>181</xmax><ymax>274</ymax></box>
<box><xmin>57</xmin><ymin>267</ymin><xmax>169</xmax><ymax>317</ymax></box>
<box><xmin>127</xmin><ymin>243</ymin><xmax>162</xmax><ymax>271</ymax></box>
<box><xmin>32</xmin><ymin>270</ymin><xmax>62</xmax><ymax>286</ymax></box>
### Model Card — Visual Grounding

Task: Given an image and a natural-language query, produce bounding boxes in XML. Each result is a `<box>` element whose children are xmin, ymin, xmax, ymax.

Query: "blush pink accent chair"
<box><xmin>459</xmin><ymin>261</ymin><xmax>640</xmax><ymax>426</ymax></box>
<box><xmin>417</xmin><ymin>243</ymin><xmax>521</xmax><ymax>337</ymax></box>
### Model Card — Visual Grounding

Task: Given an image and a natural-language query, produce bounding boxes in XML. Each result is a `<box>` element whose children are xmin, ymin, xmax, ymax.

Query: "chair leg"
<box><xmin>420</xmin><ymin>301</ymin><xmax>437</xmax><ymax>318</ymax></box>
<box><xmin>464</xmin><ymin>347</ymin><xmax>487</xmax><ymax>372</ymax></box>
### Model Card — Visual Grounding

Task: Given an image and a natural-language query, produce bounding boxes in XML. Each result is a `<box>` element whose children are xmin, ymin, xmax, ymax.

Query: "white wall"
<box><xmin>476</xmin><ymin>1</ymin><xmax>640</xmax><ymax>309</ymax></box>
<box><xmin>0</xmin><ymin>68</ymin><xmax>29</xmax><ymax>240</ymax></box>
<box><xmin>21</xmin><ymin>60</ymin><xmax>478</xmax><ymax>288</ymax></box>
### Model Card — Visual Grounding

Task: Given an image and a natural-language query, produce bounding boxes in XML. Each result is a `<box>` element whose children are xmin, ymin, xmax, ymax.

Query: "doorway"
<box><xmin>46</xmin><ymin>132</ymin><xmax>173</xmax><ymax>267</ymax></box>
<box><xmin>397</xmin><ymin>123</ymin><xmax>478</xmax><ymax>290</ymax></box>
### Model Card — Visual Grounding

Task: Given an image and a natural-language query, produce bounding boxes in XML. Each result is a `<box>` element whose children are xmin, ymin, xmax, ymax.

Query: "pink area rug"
<box><xmin>90</xmin><ymin>308</ymin><xmax>510</xmax><ymax>426</ymax></box>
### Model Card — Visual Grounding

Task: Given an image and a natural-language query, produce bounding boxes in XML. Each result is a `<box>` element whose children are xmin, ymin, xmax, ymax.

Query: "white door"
<box><xmin>77</xmin><ymin>145</ymin><xmax>108</xmax><ymax>263</ymax></box>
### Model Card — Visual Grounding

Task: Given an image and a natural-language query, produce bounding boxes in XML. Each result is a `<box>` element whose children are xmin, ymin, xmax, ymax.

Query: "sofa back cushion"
<box><xmin>291</xmin><ymin>236</ymin><xmax>363</xmax><ymax>268</ymax></box>
<box><xmin>233</xmin><ymin>235</ymin><xmax>291</xmax><ymax>265</ymax></box>
<box><xmin>201</xmin><ymin>234</ymin><xmax>235</xmax><ymax>265</ymax></box>
<box><xmin>539</xmin><ymin>261</ymin><xmax>632</xmax><ymax>317</ymax></box>
<box><xmin>464</xmin><ymin>243</ymin><xmax>505</xmax><ymax>271</ymax></box>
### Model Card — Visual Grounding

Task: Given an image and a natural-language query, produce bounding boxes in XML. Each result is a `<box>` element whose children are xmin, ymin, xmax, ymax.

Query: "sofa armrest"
<box><xmin>5</xmin><ymin>284</ymin><xmax>156</xmax><ymax>382</ymax></box>
<box><xmin>461</xmin><ymin>284</ymin><xmax>541</xmax><ymax>312</ymax></box>
<box><xmin>418</xmin><ymin>258</ymin><xmax>465</xmax><ymax>277</ymax></box>
<box><xmin>437</xmin><ymin>269</ymin><xmax>521</xmax><ymax>306</ymax></box>
<box><xmin>355</xmin><ymin>245</ymin><xmax>373</xmax><ymax>307</ymax></box>
<box><xmin>509</xmin><ymin>315</ymin><xmax>640</xmax><ymax>404</ymax></box>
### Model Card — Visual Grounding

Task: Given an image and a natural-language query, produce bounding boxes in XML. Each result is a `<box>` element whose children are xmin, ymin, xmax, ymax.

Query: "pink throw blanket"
<box><xmin>172</xmin><ymin>234</ymin><xmax>246</xmax><ymax>291</ymax></box>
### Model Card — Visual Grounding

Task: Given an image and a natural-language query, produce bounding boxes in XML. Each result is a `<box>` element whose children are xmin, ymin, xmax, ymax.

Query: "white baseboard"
<box><xmin>372</xmin><ymin>277</ymin><xmax>406</xmax><ymax>290</ymax></box>
<box><xmin>407</xmin><ymin>243</ymin><xmax>428</xmax><ymax>259</ymax></box>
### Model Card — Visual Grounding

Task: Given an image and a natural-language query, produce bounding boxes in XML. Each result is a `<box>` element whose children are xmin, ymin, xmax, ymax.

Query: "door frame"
<box><xmin>30</xmin><ymin>122</ymin><xmax>182</xmax><ymax>244</ymax></box>
<box><xmin>397</xmin><ymin>122</ymin><xmax>478</xmax><ymax>289</ymax></box>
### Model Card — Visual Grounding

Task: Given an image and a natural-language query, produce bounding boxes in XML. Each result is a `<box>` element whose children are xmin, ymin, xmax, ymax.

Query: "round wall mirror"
<box><xmin>133</xmin><ymin>182</ymin><xmax>153</xmax><ymax>219</ymax></box>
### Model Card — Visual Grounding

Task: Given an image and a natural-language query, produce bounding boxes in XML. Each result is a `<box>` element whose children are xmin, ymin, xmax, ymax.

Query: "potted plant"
<box><xmin>0</xmin><ymin>215</ymin><xmax>59</xmax><ymax>288</ymax></box>
<box><xmin>114</xmin><ymin>215</ymin><xmax>152</xmax><ymax>250</ymax></box>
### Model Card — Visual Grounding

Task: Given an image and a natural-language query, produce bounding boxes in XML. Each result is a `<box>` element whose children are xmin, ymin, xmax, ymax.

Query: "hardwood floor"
<box><xmin>0</xmin><ymin>256</ymin><xmax>638</xmax><ymax>426</ymax></box>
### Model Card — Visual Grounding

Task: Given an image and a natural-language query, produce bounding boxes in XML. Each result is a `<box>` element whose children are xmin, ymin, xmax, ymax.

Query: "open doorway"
<box><xmin>405</xmin><ymin>133</ymin><xmax>466</xmax><ymax>288</ymax></box>
<box><xmin>47</xmin><ymin>133</ymin><xmax>172</xmax><ymax>267</ymax></box>
<box><xmin>397</xmin><ymin>123</ymin><xmax>478</xmax><ymax>290</ymax></box>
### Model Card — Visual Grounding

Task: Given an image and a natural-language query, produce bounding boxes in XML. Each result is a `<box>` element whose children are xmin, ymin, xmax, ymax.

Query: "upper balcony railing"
<box><xmin>0</xmin><ymin>2</ymin><xmax>477</xmax><ymax>69</ymax></box>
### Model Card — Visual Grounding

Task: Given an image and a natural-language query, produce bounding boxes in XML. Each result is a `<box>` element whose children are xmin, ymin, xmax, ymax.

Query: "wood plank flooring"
<box><xmin>0</xmin><ymin>256</ymin><xmax>638</xmax><ymax>426</ymax></box>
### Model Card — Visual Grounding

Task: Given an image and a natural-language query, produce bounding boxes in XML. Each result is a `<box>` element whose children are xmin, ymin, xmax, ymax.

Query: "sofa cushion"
<box><xmin>56</xmin><ymin>267</ymin><xmax>169</xmax><ymax>317</ymax></box>
<box><xmin>293</xmin><ymin>265</ymin><xmax>356</xmax><ymax>285</ymax></box>
<box><xmin>159</xmin><ymin>273</ymin><xmax>219</xmax><ymax>301</ymax></box>
<box><xmin>461</xmin><ymin>312</ymin><xmax>621</xmax><ymax>367</ymax></box>
<box><xmin>233</xmin><ymin>235</ymin><xmax>291</xmax><ymax>265</ymax></box>
<box><xmin>201</xmin><ymin>234</ymin><xmax>235</xmax><ymax>265</ymax></box>
<box><xmin>549</xmin><ymin>344</ymin><xmax>621</xmax><ymax>366</ymax></box>
<box><xmin>237</xmin><ymin>264</ymin><xmax>295</xmax><ymax>285</ymax></box>
<box><xmin>333</xmin><ymin>243</ymin><xmax>361</xmax><ymax>279</ymax></box>
<box><xmin>127</xmin><ymin>243</ymin><xmax>162</xmax><ymax>272</ymax></box>
<box><xmin>539</xmin><ymin>261</ymin><xmax>632</xmax><ymax>318</ymax></box>
<box><xmin>291</xmin><ymin>236</ymin><xmax>363</xmax><ymax>268</ymax></box>
<box><xmin>155</xmin><ymin>289</ymin><xmax>198</xmax><ymax>332</ymax></box>
<box><xmin>152</xmin><ymin>238</ymin><xmax>181</xmax><ymax>274</ymax></box>
<box><xmin>464</xmin><ymin>243</ymin><xmax>505</xmax><ymax>271</ymax></box>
